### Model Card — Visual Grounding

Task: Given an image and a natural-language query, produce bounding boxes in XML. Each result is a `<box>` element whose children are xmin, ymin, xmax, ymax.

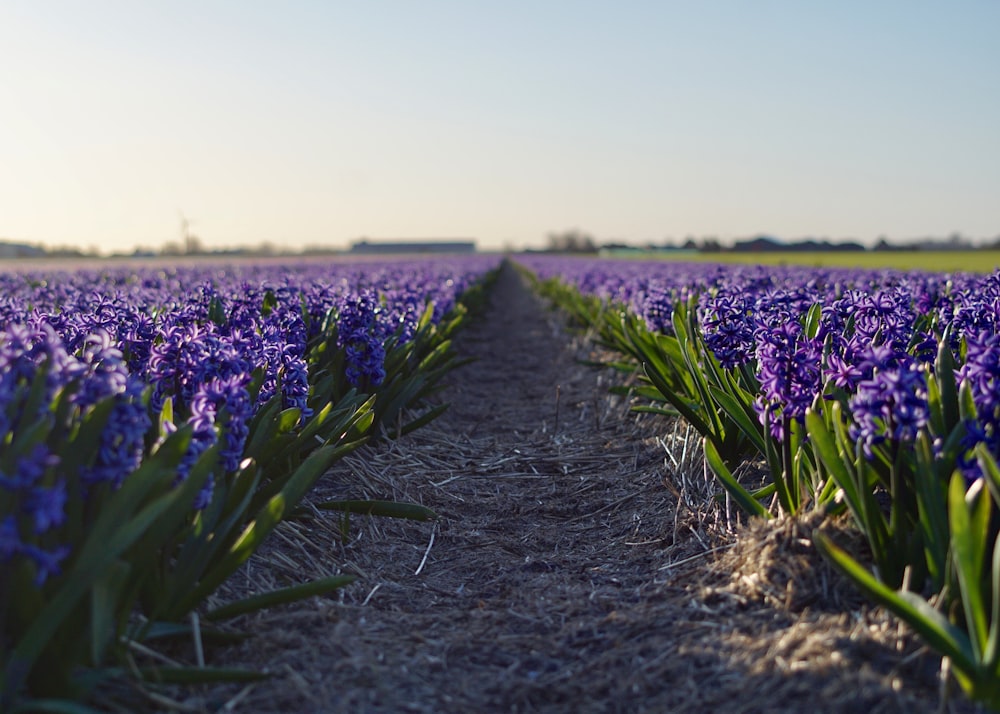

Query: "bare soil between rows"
<box><xmin>175</xmin><ymin>261</ymin><xmax>980</xmax><ymax>713</ymax></box>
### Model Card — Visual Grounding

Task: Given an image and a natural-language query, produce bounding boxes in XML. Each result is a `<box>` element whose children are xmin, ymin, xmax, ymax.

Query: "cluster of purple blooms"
<box><xmin>698</xmin><ymin>287</ymin><xmax>756</xmax><ymax>368</ymax></box>
<box><xmin>0</xmin><ymin>323</ymin><xmax>148</xmax><ymax>584</ymax></box>
<box><xmin>521</xmin><ymin>255</ymin><xmax>1000</xmax><ymax>478</ymax></box>
<box><xmin>754</xmin><ymin>319</ymin><xmax>823</xmax><ymax>441</ymax></box>
<box><xmin>0</xmin><ymin>256</ymin><xmax>497</xmax><ymax>587</ymax></box>
<box><xmin>957</xmin><ymin>330</ymin><xmax>1000</xmax><ymax>475</ymax></box>
<box><xmin>336</xmin><ymin>290</ymin><xmax>389</xmax><ymax>387</ymax></box>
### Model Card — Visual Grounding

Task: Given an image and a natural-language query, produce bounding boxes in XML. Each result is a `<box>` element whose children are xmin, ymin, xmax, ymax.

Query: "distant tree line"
<box><xmin>536</xmin><ymin>230</ymin><xmax>1000</xmax><ymax>255</ymax></box>
<box><xmin>544</xmin><ymin>229</ymin><xmax>598</xmax><ymax>253</ymax></box>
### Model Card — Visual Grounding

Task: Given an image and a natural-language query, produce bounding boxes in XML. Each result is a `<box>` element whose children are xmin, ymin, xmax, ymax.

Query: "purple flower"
<box><xmin>279</xmin><ymin>355</ymin><xmax>313</xmax><ymax>422</ymax></box>
<box><xmin>22</xmin><ymin>543</ymin><xmax>71</xmax><ymax>586</ymax></box>
<box><xmin>0</xmin><ymin>515</ymin><xmax>22</xmax><ymax>560</ymax></box>
<box><xmin>337</xmin><ymin>291</ymin><xmax>387</xmax><ymax>388</ymax></box>
<box><xmin>147</xmin><ymin>323</ymin><xmax>250</xmax><ymax>413</ymax></box>
<box><xmin>189</xmin><ymin>373</ymin><xmax>252</xmax><ymax>473</ymax></box>
<box><xmin>165</xmin><ymin>415</ymin><xmax>217</xmax><ymax>510</ymax></box>
<box><xmin>0</xmin><ymin>323</ymin><xmax>82</xmax><ymax>408</ymax></box>
<box><xmin>119</xmin><ymin>309</ymin><xmax>158</xmax><ymax>371</ymax></box>
<box><xmin>253</xmin><ymin>307</ymin><xmax>311</xmax><ymax>420</ymax></box>
<box><xmin>958</xmin><ymin>330</ymin><xmax>1000</xmax><ymax>424</ymax></box>
<box><xmin>958</xmin><ymin>419</ymin><xmax>990</xmax><ymax>482</ymax></box>
<box><xmin>641</xmin><ymin>286</ymin><xmax>674</xmax><ymax>335</ymax></box>
<box><xmin>753</xmin><ymin>321</ymin><xmax>823</xmax><ymax>440</ymax></box>
<box><xmin>380</xmin><ymin>288</ymin><xmax>424</xmax><ymax>344</ymax></box>
<box><xmin>824</xmin><ymin>350</ymin><xmax>866</xmax><ymax>391</ymax></box>
<box><xmin>80</xmin><ymin>378</ymin><xmax>150</xmax><ymax>488</ymax></box>
<box><xmin>849</xmin><ymin>358</ymin><xmax>929</xmax><ymax>459</ymax></box>
<box><xmin>0</xmin><ymin>445</ymin><xmax>59</xmax><ymax>490</ymax></box>
<box><xmin>941</xmin><ymin>275</ymin><xmax>1000</xmax><ymax>343</ymax></box>
<box><xmin>72</xmin><ymin>329</ymin><xmax>129</xmax><ymax>408</ymax></box>
<box><xmin>699</xmin><ymin>289</ymin><xmax>756</xmax><ymax>369</ymax></box>
<box><xmin>954</xmin><ymin>329</ymin><xmax>1000</xmax><ymax>478</ymax></box>
<box><xmin>0</xmin><ymin>256</ymin><xmax>501</xmax><ymax>539</ymax></box>
<box><xmin>26</xmin><ymin>481</ymin><xmax>68</xmax><ymax>534</ymax></box>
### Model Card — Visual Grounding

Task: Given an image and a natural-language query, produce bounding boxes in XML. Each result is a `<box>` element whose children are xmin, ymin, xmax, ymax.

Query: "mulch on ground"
<box><xmin>161</xmin><ymin>261</ymin><xmax>979</xmax><ymax>713</ymax></box>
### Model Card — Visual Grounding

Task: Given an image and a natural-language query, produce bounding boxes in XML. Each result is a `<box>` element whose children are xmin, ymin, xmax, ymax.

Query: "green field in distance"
<box><xmin>608</xmin><ymin>250</ymin><xmax>1000</xmax><ymax>273</ymax></box>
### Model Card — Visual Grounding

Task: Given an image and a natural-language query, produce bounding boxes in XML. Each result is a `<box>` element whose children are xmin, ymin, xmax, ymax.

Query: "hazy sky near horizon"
<box><xmin>1</xmin><ymin>1</ymin><xmax>997</xmax><ymax>253</ymax></box>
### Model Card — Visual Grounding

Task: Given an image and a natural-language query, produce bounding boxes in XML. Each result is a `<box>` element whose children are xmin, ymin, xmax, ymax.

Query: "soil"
<box><xmin>157</xmin><ymin>261</ymin><xmax>982</xmax><ymax>713</ymax></box>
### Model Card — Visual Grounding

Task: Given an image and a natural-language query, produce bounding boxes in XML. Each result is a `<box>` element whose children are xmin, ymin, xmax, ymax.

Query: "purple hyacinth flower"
<box><xmin>0</xmin><ymin>515</ymin><xmax>22</xmax><ymax>561</ymax></box>
<box><xmin>26</xmin><ymin>481</ymin><xmax>68</xmax><ymax>534</ymax></box>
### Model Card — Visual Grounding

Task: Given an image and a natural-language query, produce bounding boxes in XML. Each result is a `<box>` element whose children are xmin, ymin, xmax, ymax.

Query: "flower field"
<box><xmin>0</xmin><ymin>256</ymin><xmax>499</xmax><ymax>711</ymax></box>
<box><xmin>518</xmin><ymin>254</ymin><xmax>1000</xmax><ymax>707</ymax></box>
<box><xmin>3</xmin><ymin>251</ymin><xmax>999</xmax><ymax>710</ymax></box>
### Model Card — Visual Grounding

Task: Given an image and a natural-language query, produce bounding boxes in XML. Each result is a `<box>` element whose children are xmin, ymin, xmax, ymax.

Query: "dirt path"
<box><xmin>196</xmin><ymin>262</ymin><xmax>974</xmax><ymax>713</ymax></box>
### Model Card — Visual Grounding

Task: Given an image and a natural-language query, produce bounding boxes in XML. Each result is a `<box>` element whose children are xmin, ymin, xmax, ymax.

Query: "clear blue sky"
<box><xmin>1</xmin><ymin>1</ymin><xmax>997</xmax><ymax>253</ymax></box>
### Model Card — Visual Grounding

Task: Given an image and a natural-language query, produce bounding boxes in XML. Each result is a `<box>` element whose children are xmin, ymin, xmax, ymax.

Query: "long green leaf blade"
<box><xmin>949</xmin><ymin>473</ymin><xmax>990</xmax><ymax>658</ymax></box>
<box><xmin>812</xmin><ymin>532</ymin><xmax>977</xmax><ymax>674</ymax></box>
<box><xmin>204</xmin><ymin>575</ymin><xmax>356</xmax><ymax>622</ymax></box>
<box><xmin>317</xmin><ymin>500</ymin><xmax>437</xmax><ymax>521</ymax></box>
<box><xmin>704</xmin><ymin>439</ymin><xmax>770</xmax><ymax>519</ymax></box>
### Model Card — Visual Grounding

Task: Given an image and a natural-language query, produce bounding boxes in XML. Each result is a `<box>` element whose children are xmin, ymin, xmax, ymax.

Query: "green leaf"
<box><xmin>805</xmin><ymin>409</ymin><xmax>857</xmax><ymax>505</ymax></box>
<box><xmin>207</xmin><ymin>294</ymin><xmax>227</xmax><ymax>327</ymax></box>
<box><xmin>978</xmin><ymin>444</ymin><xmax>1000</xmax><ymax>505</ymax></box>
<box><xmin>914</xmin><ymin>433</ymin><xmax>950</xmax><ymax>588</ymax></box>
<box><xmin>158</xmin><ymin>396</ymin><xmax>174</xmax><ymax>434</ymax></box>
<box><xmin>926</xmin><ymin>372</ymin><xmax>946</xmax><ymax>437</ymax></box>
<box><xmin>812</xmin><ymin>531</ymin><xmax>978</xmax><ymax>675</ymax></box>
<box><xmin>640</xmin><ymin>361</ymin><xmax>708</xmax><ymax>436</ymax></box>
<box><xmin>276</xmin><ymin>407</ymin><xmax>303</xmax><ymax>434</ymax></box>
<box><xmin>55</xmin><ymin>399</ymin><xmax>115</xmax><ymax>476</ymax></box>
<box><xmin>936</xmin><ymin>335</ymin><xmax>960</xmax><ymax>431</ymax></box>
<box><xmin>807</xmin><ymin>406</ymin><xmax>901</xmax><ymax>584</ymax></box>
<box><xmin>416</xmin><ymin>339</ymin><xmax>453</xmax><ymax>372</ymax></box>
<box><xmin>153</xmin><ymin>457</ymin><xmax>258</xmax><ymax>622</ymax></box>
<box><xmin>5</xmin><ymin>429</ymin><xmax>204</xmax><ymax>692</ymax></box>
<box><xmin>13</xmin><ymin>361</ymin><xmax>56</xmax><ymax>435</ymax></box>
<box><xmin>89</xmin><ymin>560</ymin><xmax>132</xmax><ymax>665</ymax></box>
<box><xmin>241</xmin><ymin>396</ymin><xmax>287</xmax><ymax>458</ymax></box>
<box><xmin>708</xmin><ymin>385</ymin><xmax>766</xmax><ymax>456</ymax></box>
<box><xmin>174</xmin><ymin>441</ymin><xmax>355</xmax><ymax>615</ymax></box>
<box><xmin>137</xmin><ymin>621</ymin><xmax>250</xmax><ymax>646</ymax></box>
<box><xmin>959</xmin><ymin>380</ymin><xmax>978</xmax><ymax>422</ymax></box>
<box><xmin>984</xmin><ymin>533</ymin><xmax>1000</xmax><ymax>669</ymax></box>
<box><xmin>317</xmin><ymin>499</ymin><xmax>438</xmax><ymax>521</ymax></box>
<box><xmin>949</xmin><ymin>472</ymin><xmax>990</xmax><ymax>659</ymax></box>
<box><xmin>204</xmin><ymin>575</ymin><xmax>356</xmax><ymax>622</ymax></box>
<box><xmin>221</xmin><ymin>461</ymin><xmax>264</xmax><ymax>530</ymax></box>
<box><xmin>803</xmin><ymin>302</ymin><xmax>823</xmax><ymax>340</ymax></box>
<box><xmin>171</xmin><ymin>494</ymin><xmax>287</xmax><ymax>618</ymax></box>
<box><xmin>261</xmin><ymin>288</ymin><xmax>278</xmax><ymax>317</ymax></box>
<box><xmin>630</xmin><ymin>405</ymin><xmax>680</xmax><ymax>417</ymax></box>
<box><xmin>704</xmin><ymin>438</ymin><xmax>770</xmax><ymax>519</ymax></box>
<box><xmin>760</xmin><ymin>410</ymin><xmax>790</xmax><ymax>512</ymax></box>
<box><xmin>396</xmin><ymin>403</ymin><xmax>450</xmax><ymax>437</ymax></box>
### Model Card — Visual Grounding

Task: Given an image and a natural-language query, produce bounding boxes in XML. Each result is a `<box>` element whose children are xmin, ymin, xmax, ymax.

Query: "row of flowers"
<box><xmin>0</xmin><ymin>256</ymin><xmax>499</xmax><ymax>711</ymax></box>
<box><xmin>518</xmin><ymin>255</ymin><xmax>1000</xmax><ymax>708</ymax></box>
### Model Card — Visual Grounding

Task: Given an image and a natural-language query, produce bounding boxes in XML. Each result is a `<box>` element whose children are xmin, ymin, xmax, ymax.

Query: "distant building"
<box><xmin>0</xmin><ymin>241</ymin><xmax>46</xmax><ymax>258</ymax></box>
<box><xmin>349</xmin><ymin>239</ymin><xmax>476</xmax><ymax>255</ymax></box>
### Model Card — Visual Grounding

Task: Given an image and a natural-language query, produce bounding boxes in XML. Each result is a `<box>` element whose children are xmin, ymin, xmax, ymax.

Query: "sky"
<box><xmin>1</xmin><ymin>1</ymin><xmax>998</xmax><ymax>254</ymax></box>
